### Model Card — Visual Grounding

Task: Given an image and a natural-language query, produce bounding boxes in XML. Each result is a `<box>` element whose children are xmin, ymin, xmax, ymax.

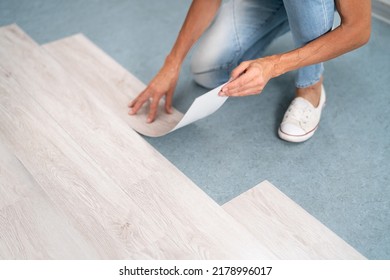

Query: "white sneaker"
<box><xmin>278</xmin><ymin>85</ymin><xmax>326</xmax><ymax>143</ymax></box>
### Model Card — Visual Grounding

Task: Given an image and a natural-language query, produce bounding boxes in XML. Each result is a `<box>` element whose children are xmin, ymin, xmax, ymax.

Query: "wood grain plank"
<box><xmin>0</xmin><ymin>142</ymin><xmax>100</xmax><ymax>259</ymax></box>
<box><xmin>0</xmin><ymin>26</ymin><xmax>165</xmax><ymax>258</ymax></box>
<box><xmin>0</xmin><ymin>25</ymin><xmax>276</xmax><ymax>259</ymax></box>
<box><xmin>222</xmin><ymin>181</ymin><xmax>366</xmax><ymax>259</ymax></box>
<box><xmin>0</xmin><ymin>143</ymin><xmax>29</xmax><ymax>210</ymax></box>
<box><xmin>0</xmin><ymin>67</ymin><xmax>153</xmax><ymax>259</ymax></box>
<box><xmin>40</xmin><ymin>31</ymin><xmax>277</xmax><ymax>259</ymax></box>
<box><xmin>43</xmin><ymin>33</ymin><xmax>183</xmax><ymax>137</ymax></box>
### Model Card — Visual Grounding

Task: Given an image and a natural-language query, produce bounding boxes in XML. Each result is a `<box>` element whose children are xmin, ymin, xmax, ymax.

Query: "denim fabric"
<box><xmin>191</xmin><ymin>0</ymin><xmax>335</xmax><ymax>89</ymax></box>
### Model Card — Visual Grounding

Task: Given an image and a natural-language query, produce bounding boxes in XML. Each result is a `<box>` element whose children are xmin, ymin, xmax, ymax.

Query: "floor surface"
<box><xmin>1</xmin><ymin>0</ymin><xmax>389</xmax><ymax>259</ymax></box>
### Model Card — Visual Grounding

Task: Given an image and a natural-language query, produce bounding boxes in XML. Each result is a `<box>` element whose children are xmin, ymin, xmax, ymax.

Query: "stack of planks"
<box><xmin>0</xmin><ymin>25</ymin><xmax>364</xmax><ymax>259</ymax></box>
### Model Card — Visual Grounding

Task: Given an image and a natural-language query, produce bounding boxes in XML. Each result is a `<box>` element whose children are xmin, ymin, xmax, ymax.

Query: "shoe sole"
<box><xmin>278</xmin><ymin>126</ymin><xmax>317</xmax><ymax>143</ymax></box>
<box><xmin>278</xmin><ymin>100</ymin><xmax>326</xmax><ymax>143</ymax></box>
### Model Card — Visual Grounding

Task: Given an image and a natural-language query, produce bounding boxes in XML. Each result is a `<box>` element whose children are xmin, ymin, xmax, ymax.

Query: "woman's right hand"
<box><xmin>128</xmin><ymin>58</ymin><xmax>180</xmax><ymax>123</ymax></box>
<box><xmin>128</xmin><ymin>0</ymin><xmax>222</xmax><ymax>123</ymax></box>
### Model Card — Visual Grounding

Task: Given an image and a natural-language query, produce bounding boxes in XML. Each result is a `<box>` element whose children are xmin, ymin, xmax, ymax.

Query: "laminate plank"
<box><xmin>0</xmin><ymin>25</ymin><xmax>276</xmax><ymax>259</ymax></box>
<box><xmin>0</xmin><ymin>26</ymin><xmax>165</xmax><ymax>258</ymax></box>
<box><xmin>44</xmin><ymin>34</ymin><xmax>229</xmax><ymax>138</ymax></box>
<box><xmin>43</xmin><ymin>33</ymin><xmax>183</xmax><ymax>137</ymax></box>
<box><xmin>39</xmin><ymin>31</ymin><xmax>277</xmax><ymax>259</ymax></box>
<box><xmin>222</xmin><ymin>181</ymin><xmax>366</xmax><ymax>259</ymax></box>
<box><xmin>0</xmin><ymin>143</ymin><xmax>28</xmax><ymax>210</ymax></box>
<box><xmin>0</xmin><ymin>67</ymin><xmax>152</xmax><ymax>259</ymax></box>
<box><xmin>0</xmin><ymin>142</ymin><xmax>99</xmax><ymax>259</ymax></box>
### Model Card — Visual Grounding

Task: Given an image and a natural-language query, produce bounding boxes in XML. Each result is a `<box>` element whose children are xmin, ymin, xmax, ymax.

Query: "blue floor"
<box><xmin>1</xmin><ymin>0</ymin><xmax>389</xmax><ymax>259</ymax></box>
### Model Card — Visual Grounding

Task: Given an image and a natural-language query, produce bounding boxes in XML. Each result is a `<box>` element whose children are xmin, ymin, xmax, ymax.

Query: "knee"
<box><xmin>286</xmin><ymin>0</ymin><xmax>335</xmax><ymax>45</ymax></box>
<box><xmin>190</xmin><ymin>51</ymin><xmax>230</xmax><ymax>89</ymax></box>
<box><xmin>191</xmin><ymin>70</ymin><xmax>224</xmax><ymax>89</ymax></box>
<box><xmin>189</xmin><ymin>1</ymin><xmax>236</xmax><ymax>88</ymax></box>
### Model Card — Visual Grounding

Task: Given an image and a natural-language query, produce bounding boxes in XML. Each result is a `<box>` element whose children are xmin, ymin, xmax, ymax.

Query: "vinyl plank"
<box><xmin>44</xmin><ymin>34</ymin><xmax>227</xmax><ymax>137</ymax></box>
<box><xmin>222</xmin><ymin>181</ymin><xmax>365</xmax><ymax>259</ymax></box>
<box><xmin>43</xmin><ymin>33</ymin><xmax>183</xmax><ymax>137</ymax></box>
<box><xmin>0</xmin><ymin>24</ymin><xmax>276</xmax><ymax>259</ymax></box>
<box><xmin>39</xmin><ymin>31</ymin><xmax>276</xmax><ymax>259</ymax></box>
<box><xmin>0</xmin><ymin>68</ymin><xmax>151</xmax><ymax>258</ymax></box>
<box><xmin>0</xmin><ymin>27</ymin><xmax>162</xmax><ymax>258</ymax></box>
<box><xmin>0</xmin><ymin>143</ymin><xmax>29</xmax><ymax>210</ymax></box>
<box><xmin>0</xmin><ymin>142</ymin><xmax>100</xmax><ymax>259</ymax></box>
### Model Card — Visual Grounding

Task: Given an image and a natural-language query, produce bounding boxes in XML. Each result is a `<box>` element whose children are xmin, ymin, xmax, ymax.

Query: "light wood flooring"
<box><xmin>0</xmin><ymin>24</ymin><xmax>365</xmax><ymax>259</ymax></box>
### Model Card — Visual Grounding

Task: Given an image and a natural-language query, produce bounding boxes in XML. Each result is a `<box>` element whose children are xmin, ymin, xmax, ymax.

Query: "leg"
<box><xmin>278</xmin><ymin>0</ymin><xmax>335</xmax><ymax>142</ymax></box>
<box><xmin>191</xmin><ymin>0</ymin><xmax>289</xmax><ymax>89</ymax></box>
<box><xmin>283</xmin><ymin>0</ymin><xmax>335</xmax><ymax>103</ymax></box>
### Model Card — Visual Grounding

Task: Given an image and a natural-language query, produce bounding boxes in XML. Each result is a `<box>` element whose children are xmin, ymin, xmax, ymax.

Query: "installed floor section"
<box><xmin>0</xmin><ymin>24</ymin><xmax>276</xmax><ymax>259</ymax></box>
<box><xmin>1</xmin><ymin>0</ymin><xmax>389</xmax><ymax>259</ymax></box>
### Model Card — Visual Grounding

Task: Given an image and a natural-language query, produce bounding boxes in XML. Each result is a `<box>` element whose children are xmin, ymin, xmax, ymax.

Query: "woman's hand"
<box><xmin>128</xmin><ymin>0</ymin><xmax>222</xmax><ymax>123</ymax></box>
<box><xmin>128</xmin><ymin>58</ymin><xmax>180</xmax><ymax>123</ymax></box>
<box><xmin>219</xmin><ymin>57</ymin><xmax>276</xmax><ymax>97</ymax></box>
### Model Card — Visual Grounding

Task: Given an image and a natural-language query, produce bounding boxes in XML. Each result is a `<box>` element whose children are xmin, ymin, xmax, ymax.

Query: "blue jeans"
<box><xmin>191</xmin><ymin>0</ymin><xmax>335</xmax><ymax>89</ymax></box>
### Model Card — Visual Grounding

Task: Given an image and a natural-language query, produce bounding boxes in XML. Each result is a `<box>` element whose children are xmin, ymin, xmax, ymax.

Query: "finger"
<box><xmin>225</xmin><ymin>72</ymin><xmax>266</xmax><ymax>94</ymax></box>
<box><xmin>230</xmin><ymin>61</ymin><xmax>252</xmax><ymax>80</ymax></box>
<box><xmin>228</xmin><ymin>86</ymin><xmax>263</xmax><ymax>97</ymax></box>
<box><xmin>221</xmin><ymin>69</ymin><xmax>258</xmax><ymax>94</ymax></box>
<box><xmin>128</xmin><ymin>88</ymin><xmax>148</xmax><ymax>109</ymax></box>
<box><xmin>128</xmin><ymin>98</ymin><xmax>137</xmax><ymax>108</ymax></box>
<box><xmin>165</xmin><ymin>90</ymin><xmax>174</xmax><ymax>114</ymax></box>
<box><xmin>147</xmin><ymin>98</ymin><xmax>160</xmax><ymax>123</ymax></box>
<box><xmin>129</xmin><ymin>87</ymin><xmax>149</xmax><ymax>108</ymax></box>
<box><xmin>226</xmin><ymin>74</ymin><xmax>252</xmax><ymax>90</ymax></box>
<box><xmin>224</xmin><ymin>75</ymin><xmax>263</xmax><ymax>96</ymax></box>
<box><xmin>129</xmin><ymin>95</ymin><xmax>149</xmax><ymax>115</ymax></box>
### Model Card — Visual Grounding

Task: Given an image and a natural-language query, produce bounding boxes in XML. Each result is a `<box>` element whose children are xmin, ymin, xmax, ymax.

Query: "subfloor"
<box><xmin>1</xmin><ymin>0</ymin><xmax>389</xmax><ymax>259</ymax></box>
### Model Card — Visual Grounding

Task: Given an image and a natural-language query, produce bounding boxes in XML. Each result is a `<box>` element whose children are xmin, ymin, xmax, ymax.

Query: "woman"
<box><xmin>129</xmin><ymin>0</ymin><xmax>371</xmax><ymax>142</ymax></box>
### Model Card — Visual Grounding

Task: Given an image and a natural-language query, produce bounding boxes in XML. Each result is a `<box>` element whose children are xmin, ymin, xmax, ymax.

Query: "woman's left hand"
<box><xmin>219</xmin><ymin>56</ymin><xmax>276</xmax><ymax>97</ymax></box>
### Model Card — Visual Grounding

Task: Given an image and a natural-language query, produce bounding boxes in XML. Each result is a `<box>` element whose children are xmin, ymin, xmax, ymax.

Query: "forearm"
<box><xmin>270</xmin><ymin>0</ymin><xmax>371</xmax><ymax>78</ymax></box>
<box><xmin>166</xmin><ymin>0</ymin><xmax>222</xmax><ymax>68</ymax></box>
<box><xmin>270</xmin><ymin>25</ymin><xmax>371</xmax><ymax>77</ymax></box>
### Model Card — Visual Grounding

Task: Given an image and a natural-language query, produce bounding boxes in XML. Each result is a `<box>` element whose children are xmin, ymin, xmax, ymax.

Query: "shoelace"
<box><xmin>285</xmin><ymin>100</ymin><xmax>313</xmax><ymax>125</ymax></box>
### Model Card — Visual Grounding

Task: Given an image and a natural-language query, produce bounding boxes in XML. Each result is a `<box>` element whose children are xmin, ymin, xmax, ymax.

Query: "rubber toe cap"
<box><xmin>280</xmin><ymin>123</ymin><xmax>306</xmax><ymax>136</ymax></box>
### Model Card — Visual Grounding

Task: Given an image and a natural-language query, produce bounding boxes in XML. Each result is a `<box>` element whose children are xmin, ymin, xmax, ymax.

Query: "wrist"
<box><xmin>267</xmin><ymin>54</ymin><xmax>286</xmax><ymax>78</ymax></box>
<box><xmin>254</xmin><ymin>55</ymin><xmax>284</xmax><ymax>79</ymax></box>
<box><xmin>165</xmin><ymin>53</ymin><xmax>183</xmax><ymax>72</ymax></box>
